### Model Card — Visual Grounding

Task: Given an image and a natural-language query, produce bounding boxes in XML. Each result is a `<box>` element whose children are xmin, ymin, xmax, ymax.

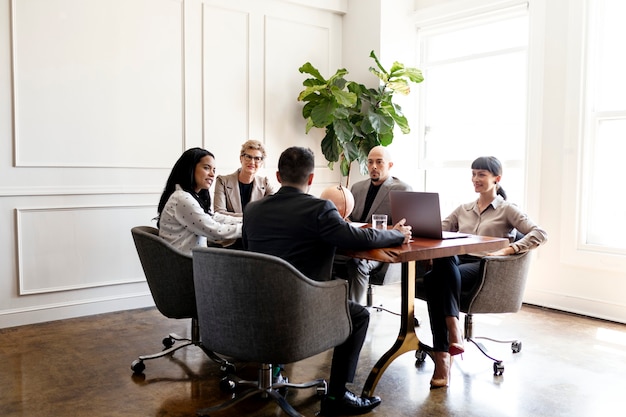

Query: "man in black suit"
<box><xmin>243</xmin><ymin>146</ymin><xmax>411</xmax><ymax>416</ymax></box>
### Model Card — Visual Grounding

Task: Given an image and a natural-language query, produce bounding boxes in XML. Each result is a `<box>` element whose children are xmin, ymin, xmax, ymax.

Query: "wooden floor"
<box><xmin>2</xmin><ymin>282</ymin><xmax>626</xmax><ymax>417</ymax></box>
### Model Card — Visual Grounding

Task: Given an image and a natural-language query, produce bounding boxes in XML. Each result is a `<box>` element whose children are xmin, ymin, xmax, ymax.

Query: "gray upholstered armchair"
<box><xmin>130</xmin><ymin>226</ymin><xmax>232</xmax><ymax>374</ymax></box>
<box><xmin>415</xmin><ymin>251</ymin><xmax>533</xmax><ymax>375</ymax></box>
<box><xmin>192</xmin><ymin>246</ymin><xmax>352</xmax><ymax>417</ymax></box>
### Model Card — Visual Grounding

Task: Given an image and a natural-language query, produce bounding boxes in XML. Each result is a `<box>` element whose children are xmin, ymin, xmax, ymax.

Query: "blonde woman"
<box><xmin>213</xmin><ymin>139</ymin><xmax>277</xmax><ymax>216</ymax></box>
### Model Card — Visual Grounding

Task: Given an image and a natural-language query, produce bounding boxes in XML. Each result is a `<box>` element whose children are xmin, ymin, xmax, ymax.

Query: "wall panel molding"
<box><xmin>16</xmin><ymin>204</ymin><xmax>154</xmax><ymax>295</ymax></box>
<box><xmin>10</xmin><ymin>0</ymin><xmax>185</xmax><ymax>168</ymax></box>
<box><xmin>0</xmin><ymin>185</ymin><xmax>162</xmax><ymax>197</ymax></box>
<box><xmin>0</xmin><ymin>291</ymin><xmax>151</xmax><ymax>316</ymax></box>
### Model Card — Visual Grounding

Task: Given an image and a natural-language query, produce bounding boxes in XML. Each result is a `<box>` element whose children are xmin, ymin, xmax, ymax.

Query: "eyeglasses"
<box><xmin>242</xmin><ymin>153</ymin><xmax>264</xmax><ymax>163</ymax></box>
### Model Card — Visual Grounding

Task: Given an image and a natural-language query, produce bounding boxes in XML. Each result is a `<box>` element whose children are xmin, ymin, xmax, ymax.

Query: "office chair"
<box><xmin>415</xmin><ymin>250</ymin><xmax>532</xmax><ymax>375</ymax></box>
<box><xmin>192</xmin><ymin>246</ymin><xmax>352</xmax><ymax>417</ymax></box>
<box><xmin>367</xmin><ymin>262</ymin><xmax>401</xmax><ymax>307</ymax></box>
<box><xmin>129</xmin><ymin>226</ymin><xmax>233</xmax><ymax>374</ymax></box>
<box><xmin>332</xmin><ymin>257</ymin><xmax>402</xmax><ymax>310</ymax></box>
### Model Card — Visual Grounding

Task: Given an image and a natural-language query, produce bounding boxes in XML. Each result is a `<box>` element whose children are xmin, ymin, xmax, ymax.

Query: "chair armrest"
<box><xmin>463</xmin><ymin>252</ymin><xmax>532</xmax><ymax>314</ymax></box>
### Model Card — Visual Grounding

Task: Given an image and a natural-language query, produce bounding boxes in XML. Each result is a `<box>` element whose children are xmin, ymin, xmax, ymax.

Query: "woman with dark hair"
<box><xmin>157</xmin><ymin>147</ymin><xmax>242</xmax><ymax>254</ymax></box>
<box><xmin>424</xmin><ymin>156</ymin><xmax>547</xmax><ymax>389</ymax></box>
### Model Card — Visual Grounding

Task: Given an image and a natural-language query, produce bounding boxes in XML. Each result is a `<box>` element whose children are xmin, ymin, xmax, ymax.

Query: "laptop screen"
<box><xmin>389</xmin><ymin>191</ymin><xmax>470</xmax><ymax>239</ymax></box>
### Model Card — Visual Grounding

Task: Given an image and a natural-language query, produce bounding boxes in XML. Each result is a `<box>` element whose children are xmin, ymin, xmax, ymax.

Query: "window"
<box><xmin>416</xmin><ymin>6</ymin><xmax>529</xmax><ymax>215</ymax></box>
<box><xmin>581</xmin><ymin>0</ymin><xmax>626</xmax><ymax>252</ymax></box>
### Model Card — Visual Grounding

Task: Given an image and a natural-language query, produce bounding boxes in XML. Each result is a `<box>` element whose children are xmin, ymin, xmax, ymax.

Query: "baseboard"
<box><xmin>524</xmin><ymin>288</ymin><xmax>626</xmax><ymax>325</ymax></box>
<box><xmin>0</xmin><ymin>293</ymin><xmax>154</xmax><ymax>329</ymax></box>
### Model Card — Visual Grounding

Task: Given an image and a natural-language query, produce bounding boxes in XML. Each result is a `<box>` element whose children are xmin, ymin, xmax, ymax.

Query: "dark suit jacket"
<box><xmin>349</xmin><ymin>176</ymin><xmax>412</xmax><ymax>224</ymax></box>
<box><xmin>242</xmin><ymin>186</ymin><xmax>405</xmax><ymax>282</ymax></box>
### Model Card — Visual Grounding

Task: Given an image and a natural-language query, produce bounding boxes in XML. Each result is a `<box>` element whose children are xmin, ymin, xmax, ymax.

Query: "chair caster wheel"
<box><xmin>511</xmin><ymin>340</ymin><xmax>522</xmax><ymax>353</ymax></box>
<box><xmin>162</xmin><ymin>337</ymin><xmax>174</xmax><ymax>348</ymax></box>
<box><xmin>415</xmin><ymin>350</ymin><xmax>427</xmax><ymax>362</ymax></box>
<box><xmin>131</xmin><ymin>359</ymin><xmax>145</xmax><ymax>374</ymax></box>
<box><xmin>220</xmin><ymin>376</ymin><xmax>236</xmax><ymax>391</ymax></box>
<box><xmin>220</xmin><ymin>362</ymin><xmax>236</xmax><ymax>374</ymax></box>
<box><xmin>316</xmin><ymin>380</ymin><xmax>328</xmax><ymax>397</ymax></box>
<box><xmin>493</xmin><ymin>361</ymin><xmax>504</xmax><ymax>376</ymax></box>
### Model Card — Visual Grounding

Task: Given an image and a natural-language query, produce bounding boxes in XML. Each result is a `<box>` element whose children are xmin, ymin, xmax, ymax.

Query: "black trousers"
<box><xmin>328</xmin><ymin>300</ymin><xmax>370</xmax><ymax>396</ymax></box>
<box><xmin>423</xmin><ymin>256</ymin><xmax>481</xmax><ymax>352</ymax></box>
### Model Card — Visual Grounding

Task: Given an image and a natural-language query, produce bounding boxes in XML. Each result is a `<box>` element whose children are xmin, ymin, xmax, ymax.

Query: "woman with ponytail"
<box><xmin>424</xmin><ymin>156</ymin><xmax>547</xmax><ymax>389</ymax></box>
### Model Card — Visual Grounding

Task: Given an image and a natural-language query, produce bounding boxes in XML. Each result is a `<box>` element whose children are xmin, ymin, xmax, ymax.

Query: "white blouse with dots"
<box><xmin>158</xmin><ymin>185</ymin><xmax>242</xmax><ymax>254</ymax></box>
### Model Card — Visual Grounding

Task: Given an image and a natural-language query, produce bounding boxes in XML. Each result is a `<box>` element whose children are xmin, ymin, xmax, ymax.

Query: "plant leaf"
<box><xmin>379</xmin><ymin>130</ymin><xmax>394</xmax><ymax>146</ymax></box>
<box><xmin>310</xmin><ymin>100</ymin><xmax>337</xmax><ymax>127</ymax></box>
<box><xmin>389</xmin><ymin>61</ymin><xmax>405</xmax><ymax>74</ymax></box>
<box><xmin>387</xmin><ymin>79</ymin><xmax>411</xmax><ymax>95</ymax></box>
<box><xmin>328</xmin><ymin>68</ymin><xmax>350</xmax><ymax>85</ymax></box>
<box><xmin>297</xmin><ymin>84</ymin><xmax>326</xmax><ymax>101</ymax></box>
<box><xmin>302</xmin><ymin>95</ymin><xmax>321</xmax><ymax>118</ymax></box>
<box><xmin>302</xmin><ymin>78</ymin><xmax>325</xmax><ymax>87</ymax></box>
<box><xmin>379</xmin><ymin>102</ymin><xmax>410</xmax><ymax>134</ymax></box>
<box><xmin>333</xmin><ymin>118</ymin><xmax>355</xmax><ymax>143</ymax></box>
<box><xmin>299</xmin><ymin>62</ymin><xmax>326</xmax><ymax>82</ymax></box>
<box><xmin>342</xmin><ymin>140</ymin><xmax>360</xmax><ymax>163</ymax></box>
<box><xmin>393</xmin><ymin>67</ymin><xmax>424</xmax><ymax>84</ymax></box>
<box><xmin>340</xmin><ymin>156</ymin><xmax>351</xmax><ymax>177</ymax></box>
<box><xmin>302</xmin><ymin>101</ymin><xmax>314</xmax><ymax>119</ymax></box>
<box><xmin>360</xmin><ymin>115</ymin><xmax>374</xmax><ymax>134</ymax></box>
<box><xmin>330</xmin><ymin>86</ymin><xmax>358</xmax><ymax>107</ymax></box>
<box><xmin>358</xmin><ymin>159</ymin><xmax>369</xmax><ymax>176</ymax></box>
<box><xmin>321</xmin><ymin>126</ymin><xmax>340</xmax><ymax>163</ymax></box>
<box><xmin>368</xmin><ymin>108</ymin><xmax>394</xmax><ymax>134</ymax></box>
<box><xmin>305</xmin><ymin>117</ymin><xmax>315</xmax><ymax>134</ymax></box>
<box><xmin>369</xmin><ymin>67</ymin><xmax>388</xmax><ymax>83</ymax></box>
<box><xmin>333</xmin><ymin>106</ymin><xmax>351</xmax><ymax>119</ymax></box>
<box><xmin>347</xmin><ymin>82</ymin><xmax>365</xmax><ymax>96</ymax></box>
<box><xmin>369</xmin><ymin>50</ymin><xmax>389</xmax><ymax>75</ymax></box>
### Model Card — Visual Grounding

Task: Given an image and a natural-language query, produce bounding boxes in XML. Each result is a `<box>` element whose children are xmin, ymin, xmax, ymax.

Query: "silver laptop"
<box><xmin>389</xmin><ymin>191</ymin><xmax>471</xmax><ymax>240</ymax></box>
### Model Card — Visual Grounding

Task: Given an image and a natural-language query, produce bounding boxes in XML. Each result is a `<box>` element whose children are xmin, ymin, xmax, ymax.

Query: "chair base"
<box><xmin>130</xmin><ymin>318</ymin><xmax>234</xmax><ymax>374</ymax></box>
<box><xmin>414</xmin><ymin>315</ymin><xmax>522</xmax><ymax>376</ymax></box>
<box><xmin>464</xmin><ymin>314</ymin><xmax>523</xmax><ymax>376</ymax></box>
<box><xmin>197</xmin><ymin>364</ymin><xmax>327</xmax><ymax>417</ymax></box>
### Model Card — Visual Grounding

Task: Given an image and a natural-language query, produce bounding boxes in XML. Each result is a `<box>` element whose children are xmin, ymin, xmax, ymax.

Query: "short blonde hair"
<box><xmin>240</xmin><ymin>139</ymin><xmax>267</xmax><ymax>159</ymax></box>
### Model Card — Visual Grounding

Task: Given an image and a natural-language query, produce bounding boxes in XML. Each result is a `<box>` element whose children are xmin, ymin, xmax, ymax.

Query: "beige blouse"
<box><xmin>442</xmin><ymin>195</ymin><xmax>547</xmax><ymax>254</ymax></box>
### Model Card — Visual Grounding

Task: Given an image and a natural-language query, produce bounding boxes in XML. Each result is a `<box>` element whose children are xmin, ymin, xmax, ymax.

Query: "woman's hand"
<box><xmin>393</xmin><ymin>218</ymin><xmax>412</xmax><ymax>244</ymax></box>
<box><xmin>486</xmin><ymin>246</ymin><xmax>515</xmax><ymax>256</ymax></box>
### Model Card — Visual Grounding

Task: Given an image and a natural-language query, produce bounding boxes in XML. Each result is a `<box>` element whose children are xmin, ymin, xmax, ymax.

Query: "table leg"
<box><xmin>362</xmin><ymin>261</ymin><xmax>419</xmax><ymax>397</ymax></box>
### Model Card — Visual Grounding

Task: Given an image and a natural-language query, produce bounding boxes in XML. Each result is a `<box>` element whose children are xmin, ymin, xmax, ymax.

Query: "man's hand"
<box><xmin>393</xmin><ymin>218</ymin><xmax>412</xmax><ymax>244</ymax></box>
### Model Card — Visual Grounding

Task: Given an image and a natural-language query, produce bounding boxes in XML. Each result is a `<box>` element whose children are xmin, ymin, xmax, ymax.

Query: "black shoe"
<box><xmin>319</xmin><ymin>390</ymin><xmax>382</xmax><ymax>416</ymax></box>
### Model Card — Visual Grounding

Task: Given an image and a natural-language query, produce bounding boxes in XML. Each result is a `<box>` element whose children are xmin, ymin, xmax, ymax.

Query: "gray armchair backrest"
<box><xmin>461</xmin><ymin>251</ymin><xmax>532</xmax><ymax>314</ymax></box>
<box><xmin>192</xmin><ymin>247</ymin><xmax>352</xmax><ymax>365</ymax></box>
<box><xmin>131</xmin><ymin>226</ymin><xmax>197</xmax><ymax>319</ymax></box>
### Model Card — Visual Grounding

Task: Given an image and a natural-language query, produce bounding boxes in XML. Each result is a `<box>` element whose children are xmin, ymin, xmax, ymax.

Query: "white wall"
<box><xmin>0</xmin><ymin>0</ymin><xmax>346</xmax><ymax>328</ymax></box>
<box><xmin>1</xmin><ymin>0</ymin><xmax>625</xmax><ymax>328</ymax></box>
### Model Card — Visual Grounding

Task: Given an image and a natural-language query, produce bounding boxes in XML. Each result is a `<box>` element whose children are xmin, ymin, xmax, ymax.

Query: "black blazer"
<box><xmin>242</xmin><ymin>186</ymin><xmax>405</xmax><ymax>282</ymax></box>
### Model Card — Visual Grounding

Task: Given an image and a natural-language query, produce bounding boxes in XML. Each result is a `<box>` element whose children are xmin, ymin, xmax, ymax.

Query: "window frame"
<box><xmin>414</xmin><ymin>2</ymin><xmax>531</xmax><ymax>215</ymax></box>
<box><xmin>561</xmin><ymin>0</ymin><xmax>626</xmax><ymax>272</ymax></box>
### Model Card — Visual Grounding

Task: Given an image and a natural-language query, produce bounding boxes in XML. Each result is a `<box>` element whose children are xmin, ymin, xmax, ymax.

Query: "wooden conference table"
<box><xmin>340</xmin><ymin>234</ymin><xmax>509</xmax><ymax>397</ymax></box>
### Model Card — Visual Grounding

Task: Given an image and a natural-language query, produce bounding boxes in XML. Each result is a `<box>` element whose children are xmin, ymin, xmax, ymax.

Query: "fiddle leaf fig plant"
<box><xmin>298</xmin><ymin>50</ymin><xmax>423</xmax><ymax>184</ymax></box>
